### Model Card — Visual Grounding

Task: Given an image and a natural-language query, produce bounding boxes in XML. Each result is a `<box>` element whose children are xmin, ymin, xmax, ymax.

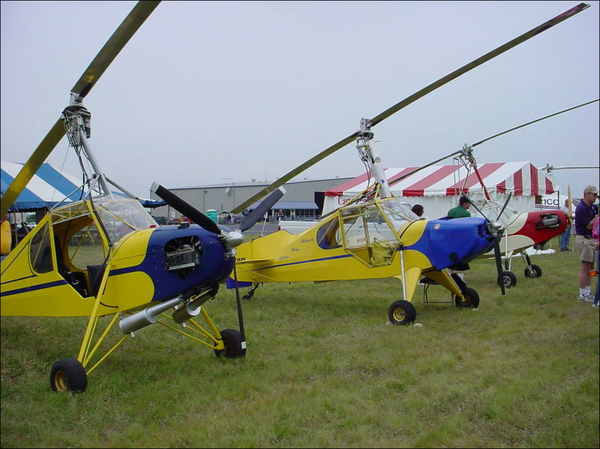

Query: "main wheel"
<box><xmin>214</xmin><ymin>329</ymin><xmax>246</xmax><ymax>359</ymax></box>
<box><xmin>454</xmin><ymin>287</ymin><xmax>480</xmax><ymax>308</ymax></box>
<box><xmin>524</xmin><ymin>264</ymin><xmax>542</xmax><ymax>278</ymax></box>
<box><xmin>498</xmin><ymin>270</ymin><xmax>517</xmax><ymax>288</ymax></box>
<box><xmin>388</xmin><ymin>300</ymin><xmax>416</xmax><ymax>325</ymax></box>
<box><xmin>50</xmin><ymin>358</ymin><xmax>87</xmax><ymax>393</ymax></box>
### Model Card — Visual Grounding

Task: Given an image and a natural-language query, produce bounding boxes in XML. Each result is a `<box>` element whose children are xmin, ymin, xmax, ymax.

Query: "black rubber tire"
<box><xmin>498</xmin><ymin>270</ymin><xmax>517</xmax><ymax>288</ymax></box>
<box><xmin>214</xmin><ymin>328</ymin><xmax>246</xmax><ymax>359</ymax></box>
<box><xmin>388</xmin><ymin>300</ymin><xmax>416</xmax><ymax>325</ymax></box>
<box><xmin>50</xmin><ymin>358</ymin><xmax>87</xmax><ymax>393</ymax></box>
<box><xmin>524</xmin><ymin>264</ymin><xmax>542</xmax><ymax>278</ymax></box>
<box><xmin>454</xmin><ymin>287</ymin><xmax>480</xmax><ymax>308</ymax></box>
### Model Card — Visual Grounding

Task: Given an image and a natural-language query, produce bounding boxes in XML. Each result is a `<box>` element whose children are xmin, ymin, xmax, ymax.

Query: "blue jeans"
<box><xmin>560</xmin><ymin>224</ymin><xmax>571</xmax><ymax>250</ymax></box>
<box><xmin>595</xmin><ymin>250</ymin><xmax>599</xmax><ymax>307</ymax></box>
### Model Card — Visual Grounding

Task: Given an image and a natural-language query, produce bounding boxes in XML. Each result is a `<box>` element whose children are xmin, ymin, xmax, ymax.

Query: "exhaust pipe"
<box><xmin>119</xmin><ymin>296</ymin><xmax>183</xmax><ymax>334</ymax></box>
<box><xmin>172</xmin><ymin>290</ymin><xmax>215</xmax><ymax>324</ymax></box>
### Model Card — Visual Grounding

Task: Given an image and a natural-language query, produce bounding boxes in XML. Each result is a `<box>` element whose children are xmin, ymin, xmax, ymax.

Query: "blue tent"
<box><xmin>1</xmin><ymin>161</ymin><xmax>164</xmax><ymax>212</ymax></box>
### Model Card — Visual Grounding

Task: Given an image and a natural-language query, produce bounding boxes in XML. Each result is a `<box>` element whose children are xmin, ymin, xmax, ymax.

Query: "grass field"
<box><xmin>1</xmin><ymin>236</ymin><xmax>599</xmax><ymax>448</ymax></box>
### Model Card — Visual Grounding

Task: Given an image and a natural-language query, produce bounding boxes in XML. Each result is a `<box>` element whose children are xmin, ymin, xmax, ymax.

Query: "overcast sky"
<box><xmin>2</xmin><ymin>1</ymin><xmax>598</xmax><ymax>201</ymax></box>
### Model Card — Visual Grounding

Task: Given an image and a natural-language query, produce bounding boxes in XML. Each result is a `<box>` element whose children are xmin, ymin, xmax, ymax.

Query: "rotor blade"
<box><xmin>472</xmin><ymin>99</ymin><xmax>599</xmax><ymax>148</ymax></box>
<box><xmin>151</xmin><ymin>182</ymin><xmax>222</xmax><ymax>235</ymax></box>
<box><xmin>0</xmin><ymin>119</ymin><xmax>65</xmax><ymax>217</ymax></box>
<box><xmin>1</xmin><ymin>2</ymin><xmax>161</xmax><ymax>218</ymax></box>
<box><xmin>71</xmin><ymin>1</ymin><xmax>161</xmax><ymax>100</ymax></box>
<box><xmin>545</xmin><ymin>165</ymin><xmax>599</xmax><ymax>171</ymax></box>
<box><xmin>388</xmin><ymin>149</ymin><xmax>464</xmax><ymax>188</ymax></box>
<box><xmin>493</xmin><ymin>235</ymin><xmax>506</xmax><ymax>296</ymax></box>
<box><xmin>231</xmin><ymin>133</ymin><xmax>358</xmax><ymax>214</ymax></box>
<box><xmin>369</xmin><ymin>3</ymin><xmax>590</xmax><ymax>127</ymax></box>
<box><xmin>230</xmin><ymin>3</ymin><xmax>589</xmax><ymax>214</ymax></box>
<box><xmin>389</xmin><ymin>98</ymin><xmax>599</xmax><ymax>191</ymax></box>
<box><xmin>239</xmin><ymin>187</ymin><xmax>286</xmax><ymax>233</ymax></box>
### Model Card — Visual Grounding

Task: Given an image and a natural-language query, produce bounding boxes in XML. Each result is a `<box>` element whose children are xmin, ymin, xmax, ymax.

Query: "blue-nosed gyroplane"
<box><xmin>0</xmin><ymin>1</ymin><xmax>278</xmax><ymax>393</ymax></box>
<box><xmin>386</xmin><ymin>98</ymin><xmax>599</xmax><ymax>288</ymax></box>
<box><xmin>225</xmin><ymin>3</ymin><xmax>591</xmax><ymax>324</ymax></box>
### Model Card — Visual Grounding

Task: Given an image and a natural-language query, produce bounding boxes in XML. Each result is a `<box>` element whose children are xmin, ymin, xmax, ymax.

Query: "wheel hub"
<box><xmin>54</xmin><ymin>371</ymin><xmax>68</xmax><ymax>392</ymax></box>
<box><xmin>393</xmin><ymin>308</ymin><xmax>406</xmax><ymax>321</ymax></box>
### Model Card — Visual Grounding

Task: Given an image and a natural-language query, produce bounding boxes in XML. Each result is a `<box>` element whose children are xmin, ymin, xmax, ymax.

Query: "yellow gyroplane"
<box><xmin>227</xmin><ymin>3</ymin><xmax>591</xmax><ymax>323</ymax></box>
<box><xmin>1</xmin><ymin>2</ymin><xmax>591</xmax><ymax>393</ymax></box>
<box><xmin>1</xmin><ymin>1</ymin><xmax>273</xmax><ymax>393</ymax></box>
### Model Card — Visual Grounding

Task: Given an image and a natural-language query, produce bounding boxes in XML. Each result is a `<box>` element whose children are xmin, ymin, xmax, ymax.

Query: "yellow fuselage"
<box><xmin>235</xmin><ymin>219</ymin><xmax>432</xmax><ymax>284</ymax></box>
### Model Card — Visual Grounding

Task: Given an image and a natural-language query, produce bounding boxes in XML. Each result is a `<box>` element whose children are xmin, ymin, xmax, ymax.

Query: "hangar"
<box><xmin>149</xmin><ymin>177</ymin><xmax>353</xmax><ymax>223</ymax></box>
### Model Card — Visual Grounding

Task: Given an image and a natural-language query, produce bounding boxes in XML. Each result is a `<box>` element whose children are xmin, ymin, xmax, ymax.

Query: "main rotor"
<box><xmin>0</xmin><ymin>1</ymin><xmax>161</xmax><ymax>217</ymax></box>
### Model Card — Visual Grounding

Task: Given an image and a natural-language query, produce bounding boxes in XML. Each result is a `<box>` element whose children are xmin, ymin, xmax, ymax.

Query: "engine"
<box><xmin>163</xmin><ymin>236</ymin><xmax>202</xmax><ymax>278</ymax></box>
<box><xmin>535</xmin><ymin>213</ymin><xmax>562</xmax><ymax>230</ymax></box>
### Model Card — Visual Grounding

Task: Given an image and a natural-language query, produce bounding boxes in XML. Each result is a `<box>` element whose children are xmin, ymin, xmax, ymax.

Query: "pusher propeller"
<box><xmin>492</xmin><ymin>233</ymin><xmax>507</xmax><ymax>296</ymax></box>
<box><xmin>462</xmin><ymin>194</ymin><xmax>511</xmax><ymax>295</ymax></box>
<box><xmin>1</xmin><ymin>1</ymin><xmax>161</xmax><ymax>218</ymax></box>
<box><xmin>151</xmin><ymin>183</ymin><xmax>247</xmax><ymax>347</ymax></box>
<box><xmin>151</xmin><ymin>182</ymin><xmax>222</xmax><ymax>235</ymax></box>
<box><xmin>230</xmin><ymin>3</ymin><xmax>590</xmax><ymax>215</ymax></box>
<box><xmin>238</xmin><ymin>187</ymin><xmax>286</xmax><ymax>233</ymax></box>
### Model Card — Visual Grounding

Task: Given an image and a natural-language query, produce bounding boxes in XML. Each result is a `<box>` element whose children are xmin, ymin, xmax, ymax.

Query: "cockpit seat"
<box><xmin>87</xmin><ymin>264</ymin><xmax>107</xmax><ymax>297</ymax></box>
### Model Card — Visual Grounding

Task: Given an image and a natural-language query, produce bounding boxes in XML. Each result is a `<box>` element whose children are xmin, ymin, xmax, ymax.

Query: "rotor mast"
<box><xmin>63</xmin><ymin>94</ymin><xmax>112</xmax><ymax>198</ymax></box>
<box><xmin>357</xmin><ymin>118</ymin><xmax>392</xmax><ymax>199</ymax></box>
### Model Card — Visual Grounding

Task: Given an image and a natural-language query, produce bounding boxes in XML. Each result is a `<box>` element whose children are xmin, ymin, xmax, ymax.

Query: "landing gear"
<box><xmin>498</xmin><ymin>270</ymin><xmax>517</xmax><ymax>288</ymax></box>
<box><xmin>502</xmin><ymin>252</ymin><xmax>543</xmax><ymax>286</ymax></box>
<box><xmin>388</xmin><ymin>300</ymin><xmax>416</xmax><ymax>325</ymax></box>
<box><xmin>522</xmin><ymin>253</ymin><xmax>542</xmax><ymax>279</ymax></box>
<box><xmin>214</xmin><ymin>329</ymin><xmax>246</xmax><ymax>358</ymax></box>
<box><xmin>454</xmin><ymin>287</ymin><xmax>480</xmax><ymax>308</ymax></box>
<box><xmin>50</xmin><ymin>358</ymin><xmax>87</xmax><ymax>393</ymax></box>
<box><xmin>524</xmin><ymin>264</ymin><xmax>542</xmax><ymax>278</ymax></box>
<box><xmin>242</xmin><ymin>283</ymin><xmax>262</xmax><ymax>301</ymax></box>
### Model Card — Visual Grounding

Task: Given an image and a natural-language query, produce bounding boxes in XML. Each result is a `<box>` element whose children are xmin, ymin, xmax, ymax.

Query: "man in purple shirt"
<box><xmin>574</xmin><ymin>185</ymin><xmax>599</xmax><ymax>301</ymax></box>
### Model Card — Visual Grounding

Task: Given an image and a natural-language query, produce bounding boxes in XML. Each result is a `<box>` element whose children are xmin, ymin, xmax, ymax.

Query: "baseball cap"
<box><xmin>583</xmin><ymin>185</ymin><xmax>598</xmax><ymax>195</ymax></box>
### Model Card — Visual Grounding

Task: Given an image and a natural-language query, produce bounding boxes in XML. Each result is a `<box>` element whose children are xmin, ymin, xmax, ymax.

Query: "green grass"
<box><xmin>2</xmin><ymin>237</ymin><xmax>599</xmax><ymax>448</ymax></box>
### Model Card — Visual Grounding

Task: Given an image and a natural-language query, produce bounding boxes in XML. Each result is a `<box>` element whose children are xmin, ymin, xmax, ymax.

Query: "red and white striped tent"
<box><xmin>323</xmin><ymin>161</ymin><xmax>556</xmax><ymax>219</ymax></box>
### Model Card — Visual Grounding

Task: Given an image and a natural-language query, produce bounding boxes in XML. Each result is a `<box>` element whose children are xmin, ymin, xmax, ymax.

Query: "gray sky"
<box><xmin>2</xmin><ymin>1</ymin><xmax>598</xmax><ymax>200</ymax></box>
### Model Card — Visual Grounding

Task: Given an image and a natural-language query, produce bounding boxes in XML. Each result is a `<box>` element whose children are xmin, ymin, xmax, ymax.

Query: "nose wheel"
<box><xmin>498</xmin><ymin>270</ymin><xmax>517</xmax><ymax>288</ymax></box>
<box><xmin>388</xmin><ymin>300</ymin><xmax>416</xmax><ymax>325</ymax></box>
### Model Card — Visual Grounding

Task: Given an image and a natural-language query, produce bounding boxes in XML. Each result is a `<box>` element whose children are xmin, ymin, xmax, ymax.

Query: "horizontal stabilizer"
<box><xmin>235</xmin><ymin>258</ymin><xmax>273</xmax><ymax>265</ymax></box>
<box><xmin>226</xmin><ymin>278</ymin><xmax>253</xmax><ymax>289</ymax></box>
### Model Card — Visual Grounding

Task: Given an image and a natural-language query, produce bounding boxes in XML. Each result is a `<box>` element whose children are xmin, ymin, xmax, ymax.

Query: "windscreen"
<box><xmin>94</xmin><ymin>197</ymin><xmax>158</xmax><ymax>242</ymax></box>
